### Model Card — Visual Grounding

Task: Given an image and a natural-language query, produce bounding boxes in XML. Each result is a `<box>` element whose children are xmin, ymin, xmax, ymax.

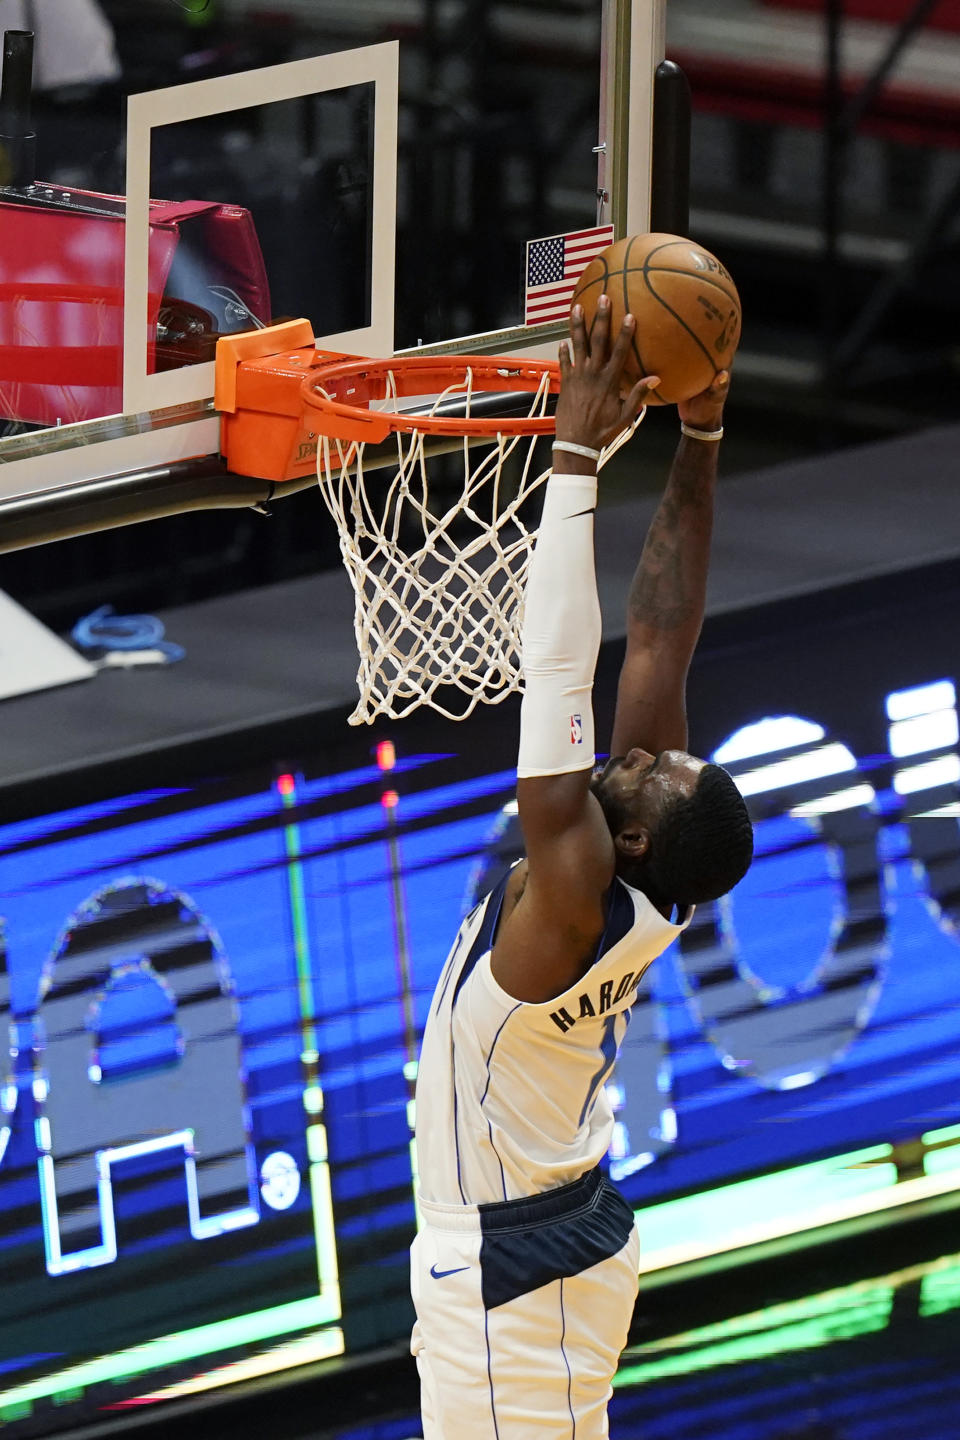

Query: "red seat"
<box><xmin>759</xmin><ymin>0</ymin><xmax>960</xmax><ymax>32</ymax></box>
<box><xmin>670</xmin><ymin>47</ymin><xmax>960</xmax><ymax>150</ymax></box>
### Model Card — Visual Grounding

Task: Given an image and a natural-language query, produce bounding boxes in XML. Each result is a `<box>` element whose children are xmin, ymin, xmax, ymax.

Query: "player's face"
<box><xmin>591</xmin><ymin>748</ymin><xmax>705</xmax><ymax>831</ymax></box>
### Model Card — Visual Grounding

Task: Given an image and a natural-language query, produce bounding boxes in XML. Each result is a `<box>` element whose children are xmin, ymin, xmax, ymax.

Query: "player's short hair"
<box><xmin>626</xmin><ymin>762</ymin><xmax>753</xmax><ymax>906</ymax></box>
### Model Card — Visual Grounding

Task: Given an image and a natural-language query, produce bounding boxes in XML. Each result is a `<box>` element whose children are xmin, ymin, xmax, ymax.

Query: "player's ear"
<box><xmin>615</xmin><ymin>826</ymin><xmax>650</xmax><ymax>862</ymax></box>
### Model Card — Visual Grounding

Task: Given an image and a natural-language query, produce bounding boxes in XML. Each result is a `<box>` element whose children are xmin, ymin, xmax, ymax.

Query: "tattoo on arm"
<box><xmin>627</xmin><ymin>438</ymin><xmax>717</xmax><ymax>636</ymax></box>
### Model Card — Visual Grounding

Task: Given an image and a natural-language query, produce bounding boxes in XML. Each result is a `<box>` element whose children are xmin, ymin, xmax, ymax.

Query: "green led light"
<box><xmin>303</xmin><ymin>1084</ymin><xmax>324</xmax><ymax>1115</ymax></box>
<box><xmin>280</xmin><ymin>782</ymin><xmax>342</xmax><ymax>1312</ymax></box>
<box><xmin>0</xmin><ymin>1295</ymin><xmax>339</xmax><ymax>1412</ymax></box>
<box><xmin>310</xmin><ymin>1153</ymin><xmax>341</xmax><ymax>1292</ymax></box>
<box><xmin>53</xmin><ymin>1387</ymin><xmax>83</xmax><ymax>1407</ymax></box>
<box><xmin>924</xmin><ymin>1144</ymin><xmax>960</xmax><ymax>1177</ymax></box>
<box><xmin>920</xmin><ymin>1258</ymin><xmax>960</xmax><ymax>1317</ymax></box>
<box><xmin>922</xmin><ymin>1122</ymin><xmax>960</xmax><ymax>1146</ymax></box>
<box><xmin>285</xmin><ymin>847</ymin><xmax>317</xmax><ymax>1049</ymax></box>
<box><xmin>615</xmin><ymin>1292</ymin><xmax>892</xmax><ymax>1387</ymax></box>
<box><xmin>307</xmin><ymin>1122</ymin><xmax>328</xmax><ymax>1164</ymax></box>
<box><xmin>616</xmin><ymin>1251</ymin><xmax>960</xmax><ymax>1389</ymax></box>
<box><xmin>634</xmin><ymin>1143</ymin><xmax>895</xmax><ymax>1258</ymax></box>
<box><xmin>922</xmin><ymin>1122</ymin><xmax>960</xmax><ymax>1177</ymax></box>
<box><xmin>0</xmin><ymin>1402</ymin><xmax>32</xmax><ymax>1422</ymax></box>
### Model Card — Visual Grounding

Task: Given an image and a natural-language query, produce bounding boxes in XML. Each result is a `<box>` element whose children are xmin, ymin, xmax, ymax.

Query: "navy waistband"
<box><xmin>477</xmin><ymin>1166</ymin><xmax>604</xmax><ymax>1232</ymax></box>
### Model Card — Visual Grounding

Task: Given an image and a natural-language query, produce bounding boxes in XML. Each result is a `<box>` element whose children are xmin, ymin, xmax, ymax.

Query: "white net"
<box><xmin>314</xmin><ymin>363</ymin><xmax>638</xmax><ymax>725</ymax></box>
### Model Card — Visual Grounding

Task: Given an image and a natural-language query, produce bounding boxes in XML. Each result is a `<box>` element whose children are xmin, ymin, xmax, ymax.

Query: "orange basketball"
<box><xmin>570</xmin><ymin>232</ymin><xmax>741</xmax><ymax>405</ymax></box>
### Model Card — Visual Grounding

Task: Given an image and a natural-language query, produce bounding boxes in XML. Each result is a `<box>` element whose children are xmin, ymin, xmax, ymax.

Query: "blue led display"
<box><xmin>2</xmin><ymin>673</ymin><xmax>960</xmax><ymax>1431</ymax></box>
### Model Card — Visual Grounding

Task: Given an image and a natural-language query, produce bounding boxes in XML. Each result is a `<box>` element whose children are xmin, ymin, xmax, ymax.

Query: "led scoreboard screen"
<box><xmin>3</xmin><ymin>633</ymin><xmax>960</xmax><ymax>1431</ymax></box>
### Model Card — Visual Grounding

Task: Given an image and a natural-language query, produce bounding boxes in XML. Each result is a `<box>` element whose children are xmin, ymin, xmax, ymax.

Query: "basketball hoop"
<box><xmin>301</xmin><ymin>353</ymin><xmax>641</xmax><ymax>725</ymax></box>
<box><xmin>301</xmin><ymin>353</ymin><xmax>561</xmax><ymax>445</ymax></box>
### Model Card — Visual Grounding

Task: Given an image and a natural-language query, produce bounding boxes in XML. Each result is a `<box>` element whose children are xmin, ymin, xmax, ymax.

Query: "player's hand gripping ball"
<box><xmin>570</xmin><ymin>232</ymin><xmax>741</xmax><ymax>405</ymax></box>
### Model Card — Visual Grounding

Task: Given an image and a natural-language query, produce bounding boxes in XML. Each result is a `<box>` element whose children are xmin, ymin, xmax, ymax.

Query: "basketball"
<box><xmin>570</xmin><ymin>232</ymin><xmax>742</xmax><ymax>405</ymax></box>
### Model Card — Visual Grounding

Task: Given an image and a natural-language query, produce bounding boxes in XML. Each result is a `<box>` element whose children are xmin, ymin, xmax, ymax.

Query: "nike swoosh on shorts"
<box><xmin>429</xmin><ymin>1263</ymin><xmax>469</xmax><ymax>1279</ymax></box>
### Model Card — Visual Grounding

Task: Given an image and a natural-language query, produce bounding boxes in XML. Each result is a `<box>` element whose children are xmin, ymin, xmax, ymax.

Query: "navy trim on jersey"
<box><xmin>484</xmin><ymin>1308</ymin><xmax>501</xmax><ymax>1437</ymax></box>
<box><xmin>477</xmin><ymin>1167</ymin><xmax>635</xmax><ymax>1310</ymax></box>
<box><xmin>479</xmin><ymin>1000</ymin><xmax>523</xmax><ymax>1200</ymax></box>
<box><xmin>596</xmin><ymin>877</ymin><xmax>636</xmax><ymax>963</ymax></box>
<box><xmin>450</xmin><ymin>874</ymin><xmax>511</xmax><ymax>1202</ymax></box>
<box><xmin>452</xmin><ymin>1058</ymin><xmax>467</xmax><ymax>1203</ymax></box>
<box><xmin>577</xmin><ymin>1011</ymin><xmax>619</xmax><ymax>1128</ymax></box>
<box><xmin>451</xmin><ymin>871</ymin><xmax>511</xmax><ymax>1010</ymax></box>
<box><xmin>560</xmin><ymin>1277</ymin><xmax>575</xmax><ymax>1436</ymax></box>
<box><xmin>433</xmin><ymin>926</ymin><xmax>467</xmax><ymax>1016</ymax></box>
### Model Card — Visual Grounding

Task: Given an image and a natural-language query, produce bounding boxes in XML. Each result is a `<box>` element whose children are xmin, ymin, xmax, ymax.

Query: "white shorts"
<box><xmin>410</xmin><ymin>1168</ymin><xmax>639</xmax><ymax>1439</ymax></box>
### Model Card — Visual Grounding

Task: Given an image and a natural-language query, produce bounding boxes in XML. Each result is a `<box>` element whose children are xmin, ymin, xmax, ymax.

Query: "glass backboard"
<box><xmin>0</xmin><ymin>0</ymin><xmax>665</xmax><ymax>518</ymax></box>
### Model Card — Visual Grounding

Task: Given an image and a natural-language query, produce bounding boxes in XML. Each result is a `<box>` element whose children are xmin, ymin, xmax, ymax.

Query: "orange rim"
<box><xmin>300</xmin><ymin>354</ymin><xmax>560</xmax><ymax>445</ymax></box>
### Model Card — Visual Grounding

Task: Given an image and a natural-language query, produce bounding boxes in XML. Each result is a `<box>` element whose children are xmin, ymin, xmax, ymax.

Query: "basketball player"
<box><xmin>410</xmin><ymin>295</ymin><xmax>754</xmax><ymax>1438</ymax></box>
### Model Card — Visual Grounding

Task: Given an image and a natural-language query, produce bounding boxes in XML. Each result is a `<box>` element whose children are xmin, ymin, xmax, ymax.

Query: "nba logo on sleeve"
<box><xmin>570</xmin><ymin>714</ymin><xmax>583</xmax><ymax>745</ymax></box>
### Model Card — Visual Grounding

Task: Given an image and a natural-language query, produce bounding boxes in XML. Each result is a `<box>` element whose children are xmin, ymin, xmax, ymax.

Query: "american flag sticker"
<box><xmin>570</xmin><ymin>714</ymin><xmax>583</xmax><ymax>745</ymax></box>
<box><xmin>524</xmin><ymin>225</ymin><xmax>615</xmax><ymax>326</ymax></box>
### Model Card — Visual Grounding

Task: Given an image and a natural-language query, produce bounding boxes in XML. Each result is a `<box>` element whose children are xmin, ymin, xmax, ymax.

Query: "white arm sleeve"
<box><xmin>517</xmin><ymin>470</ymin><xmax>602</xmax><ymax>778</ymax></box>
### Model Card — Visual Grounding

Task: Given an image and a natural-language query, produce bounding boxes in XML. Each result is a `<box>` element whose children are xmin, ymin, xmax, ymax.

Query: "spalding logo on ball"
<box><xmin>570</xmin><ymin>232</ymin><xmax>741</xmax><ymax>405</ymax></box>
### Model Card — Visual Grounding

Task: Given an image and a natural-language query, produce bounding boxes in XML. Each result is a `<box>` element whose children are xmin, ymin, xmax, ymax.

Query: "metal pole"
<box><xmin>0</xmin><ymin>30</ymin><xmax>36</xmax><ymax>186</ymax></box>
<box><xmin>650</xmin><ymin>60</ymin><xmax>691</xmax><ymax>236</ymax></box>
<box><xmin>839</xmin><ymin>0</ymin><xmax>943</xmax><ymax>141</ymax></box>
<box><xmin>821</xmin><ymin>0</ymin><xmax>844</xmax><ymax>402</ymax></box>
<box><xmin>625</xmin><ymin>0</ymin><xmax>666</xmax><ymax>236</ymax></box>
<box><xmin>599</xmin><ymin>0</ymin><xmax>632</xmax><ymax>233</ymax></box>
<box><xmin>0</xmin><ymin>460</ymin><xmax>272</xmax><ymax>553</ymax></box>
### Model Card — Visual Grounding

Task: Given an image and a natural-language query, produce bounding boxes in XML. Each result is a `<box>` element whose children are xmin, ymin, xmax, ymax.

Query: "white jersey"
<box><xmin>415</xmin><ymin>870</ymin><xmax>691</xmax><ymax>1207</ymax></box>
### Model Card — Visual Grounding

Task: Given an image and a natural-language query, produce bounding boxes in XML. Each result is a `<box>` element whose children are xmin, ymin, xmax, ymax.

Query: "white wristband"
<box><xmin>680</xmin><ymin>422</ymin><xmax>724</xmax><ymax>442</ymax></box>
<box><xmin>552</xmin><ymin>440</ymin><xmax>601</xmax><ymax>462</ymax></box>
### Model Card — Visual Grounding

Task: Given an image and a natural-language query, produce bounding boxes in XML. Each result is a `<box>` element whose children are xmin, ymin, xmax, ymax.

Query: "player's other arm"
<box><xmin>491</xmin><ymin>300</ymin><xmax>658</xmax><ymax>1002</ymax></box>
<box><xmin>609</xmin><ymin>373</ymin><xmax>731</xmax><ymax>758</ymax></box>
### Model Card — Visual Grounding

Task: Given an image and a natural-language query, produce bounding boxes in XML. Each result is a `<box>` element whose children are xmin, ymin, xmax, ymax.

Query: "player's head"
<box><xmin>590</xmin><ymin>749</ymin><xmax>753</xmax><ymax>907</ymax></box>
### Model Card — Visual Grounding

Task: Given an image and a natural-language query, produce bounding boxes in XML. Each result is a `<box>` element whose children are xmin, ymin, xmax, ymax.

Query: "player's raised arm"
<box><xmin>490</xmin><ymin>298</ymin><xmax>658</xmax><ymax>1001</ymax></box>
<box><xmin>608</xmin><ymin>371</ymin><xmax>731</xmax><ymax>759</ymax></box>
